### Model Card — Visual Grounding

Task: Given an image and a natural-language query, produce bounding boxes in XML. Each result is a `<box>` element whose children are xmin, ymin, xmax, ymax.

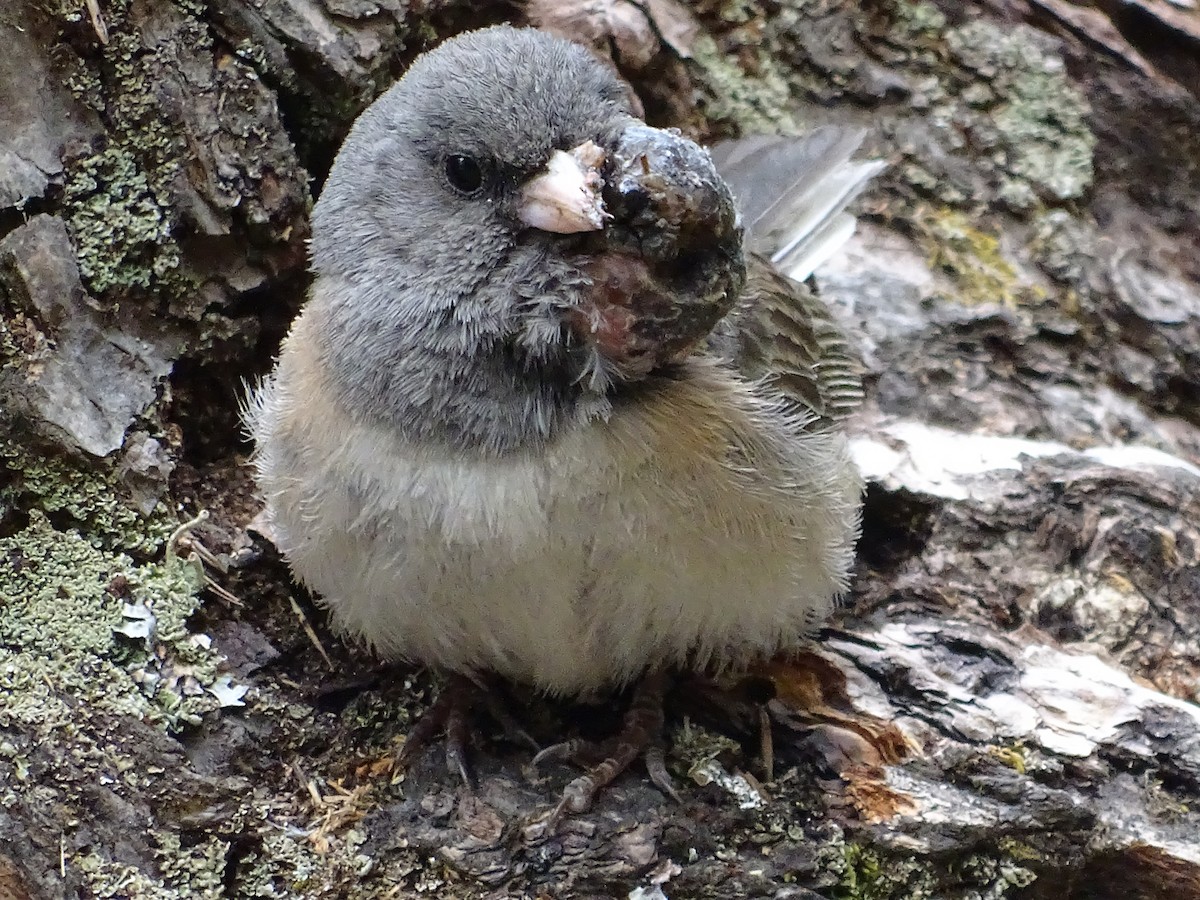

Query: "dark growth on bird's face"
<box><xmin>301</xmin><ymin>25</ymin><xmax>750</xmax><ymax>454</ymax></box>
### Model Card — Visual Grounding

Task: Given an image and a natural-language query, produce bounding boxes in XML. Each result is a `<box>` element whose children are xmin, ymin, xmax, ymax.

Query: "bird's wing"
<box><xmin>709</xmin><ymin>127</ymin><xmax>885</xmax><ymax>281</ymax></box>
<box><xmin>707</xmin><ymin>128</ymin><xmax>883</xmax><ymax>429</ymax></box>
<box><xmin>716</xmin><ymin>258</ymin><xmax>866</xmax><ymax>428</ymax></box>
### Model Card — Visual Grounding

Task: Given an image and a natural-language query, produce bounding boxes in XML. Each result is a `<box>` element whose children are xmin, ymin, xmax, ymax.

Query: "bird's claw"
<box><xmin>646</xmin><ymin>744</ymin><xmax>681</xmax><ymax>803</ymax></box>
<box><xmin>529</xmin><ymin>738</ymin><xmax>587</xmax><ymax>773</ymax></box>
<box><xmin>529</xmin><ymin>672</ymin><xmax>679</xmax><ymax>835</ymax></box>
<box><xmin>394</xmin><ymin>674</ymin><xmax>498</xmax><ymax>788</ymax></box>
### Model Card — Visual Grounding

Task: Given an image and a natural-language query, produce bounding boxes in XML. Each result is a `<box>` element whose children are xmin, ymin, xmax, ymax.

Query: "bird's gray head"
<box><xmin>308</xmin><ymin>26</ymin><xmax>644</xmax><ymax>455</ymax></box>
<box><xmin>312</xmin><ymin>26</ymin><xmax>635</xmax><ymax>283</ymax></box>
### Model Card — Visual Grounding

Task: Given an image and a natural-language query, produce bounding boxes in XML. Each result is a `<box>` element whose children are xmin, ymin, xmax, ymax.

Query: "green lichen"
<box><xmin>830</xmin><ymin>844</ymin><xmax>938</xmax><ymax>900</ymax></box>
<box><xmin>946</xmin><ymin>21</ymin><xmax>1095</xmax><ymax>209</ymax></box>
<box><xmin>917</xmin><ymin>208</ymin><xmax>1032</xmax><ymax>307</ymax></box>
<box><xmin>671</xmin><ymin>718</ymin><xmax>744</xmax><ymax>778</ymax></box>
<box><xmin>0</xmin><ymin>511</ymin><xmax>260</xmax><ymax>896</ymax></box>
<box><xmin>863</xmin><ymin>0</ymin><xmax>951</xmax><ymax>87</ymax></box>
<box><xmin>35</xmin><ymin>0</ymin><xmax>85</xmax><ymax>21</ymax></box>
<box><xmin>73</xmin><ymin>853</ymin><xmax>184</xmax><ymax>900</ymax></box>
<box><xmin>953</xmin><ymin>854</ymin><xmax>1037</xmax><ymax>899</ymax></box>
<box><xmin>689</xmin><ymin>0</ymin><xmax>866</xmax><ymax>129</ymax></box>
<box><xmin>996</xmin><ymin>837</ymin><xmax>1045</xmax><ymax>864</ymax></box>
<box><xmin>889</xmin><ymin>0</ymin><xmax>947</xmax><ymax>40</ymax></box>
<box><xmin>1028</xmin><ymin>208</ymin><xmax>1097</xmax><ymax>288</ymax></box>
<box><xmin>72</xmin><ymin>833</ymin><xmax>229</xmax><ymax>900</ymax></box>
<box><xmin>229</xmin><ymin>27</ymin><xmax>386</xmax><ymax>178</ymax></box>
<box><xmin>1139</xmin><ymin>773</ymin><xmax>1193</xmax><ymax>823</ymax></box>
<box><xmin>234</xmin><ymin>829</ymin><xmax>372</xmax><ymax>899</ymax></box>
<box><xmin>58</xmin><ymin>14</ymin><xmax>196</xmax><ymax>302</ymax></box>
<box><xmin>0</xmin><ymin>438</ymin><xmax>174</xmax><ymax>553</ymax></box>
<box><xmin>823</xmin><ymin>842</ymin><xmax>1037</xmax><ymax>900</ymax></box>
<box><xmin>811</xmin><ymin>817</ymin><xmax>1041</xmax><ymax>900</ymax></box>
<box><xmin>0</xmin><ymin>293</ymin><xmax>24</xmax><ymax>366</ymax></box>
<box><xmin>989</xmin><ymin>743</ymin><xmax>1029</xmax><ymax>775</ymax></box>
<box><xmin>233</xmin><ymin>38</ymin><xmax>293</xmax><ymax>91</ymax></box>
<box><xmin>60</xmin><ymin>44</ymin><xmax>105</xmax><ymax>113</ymax></box>
<box><xmin>62</xmin><ymin>143</ymin><xmax>183</xmax><ymax>296</ymax></box>
<box><xmin>0</xmin><ymin>250</ymin><xmax>55</xmax><ymax>371</ymax></box>
<box><xmin>339</xmin><ymin>672</ymin><xmax>422</xmax><ymax>745</ymax></box>
<box><xmin>72</xmin><ymin>816</ymin><xmax>381</xmax><ymax>899</ymax></box>
<box><xmin>689</xmin><ymin>33</ymin><xmax>797</xmax><ymax>134</ymax></box>
<box><xmin>154</xmin><ymin>832</ymin><xmax>230</xmax><ymax>898</ymax></box>
<box><xmin>874</xmin><ymin>5</ymin><xmax>1095</xmax><ymax>216</ymax></box>
<box><xmin>0</xmin><ymin>512</ymin><xmax>217</xmax><ymax>735</ymax></box>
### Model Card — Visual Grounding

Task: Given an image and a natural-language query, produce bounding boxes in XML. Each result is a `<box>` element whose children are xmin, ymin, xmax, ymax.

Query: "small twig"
<box><xmin>289</xmin><ymin>758</ymin><xmax>324</xmax><ymax>809</ymax></box>
<box><xmin>191</xmin><ymin>539</ymin><xmax>226</xmax><ymax>572</ymax></box>
<box><xmin>759</xmin><ymin>703</ymin><xmax>775</xmax><ymax>783</ymax></box>
<box><xmin>166</xmin><ymin>509</ymin><xmax>210</xmax><ymax>564</ymax></box>
<box><xmin>204</xmin><ymin>575</ymin><xmax>245</xmax><ymax>608</ymax></box>
<box><xmin>289</xmin><ymin>593</ymin><xmax>333</xmax><ymax>669</ymax></box>
<box><xmin>83</xmin><ymin>0</ymin><xmax>109</xmax><ymax>44</ymax></box>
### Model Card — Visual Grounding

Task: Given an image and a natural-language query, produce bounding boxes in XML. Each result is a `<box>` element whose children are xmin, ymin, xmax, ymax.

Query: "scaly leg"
<box><xmin>395</xmin><ymin>673</ymin><xmax>541</xmax><ymax>787</ymax></box>
<box><xmin>533</xmin><ymin>672</ymin><xmax>679</xmax><ymax>827</ymax></box>
<box><xmin>395</xmin><ymin>673</ymin><xmax>480</xmax><ymax>784</ymax></box>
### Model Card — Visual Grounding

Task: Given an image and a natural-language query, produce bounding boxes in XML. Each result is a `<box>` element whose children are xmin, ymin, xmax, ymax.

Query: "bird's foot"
<box><xmin>396</xmin><ymin>673</ymin><xmax>537</xmax><ymax>788</ymax></box>
<box><xmin>526</xmin><ymin>672</ymin><xmax>679</xmax><ymax>836</ymax></box>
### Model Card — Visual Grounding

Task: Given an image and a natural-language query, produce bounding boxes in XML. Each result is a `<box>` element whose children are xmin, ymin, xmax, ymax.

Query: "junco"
<box><xmin>247</xmin><ymin>25</ymin><xmax>880</xmax><ymax>814</ymax></box>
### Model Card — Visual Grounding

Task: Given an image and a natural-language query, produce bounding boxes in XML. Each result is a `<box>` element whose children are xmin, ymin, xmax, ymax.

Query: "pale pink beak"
<box><xmin>518</xmin><ymin>141</ymin><xmax>607</xmax><ymax>234</ymax></box>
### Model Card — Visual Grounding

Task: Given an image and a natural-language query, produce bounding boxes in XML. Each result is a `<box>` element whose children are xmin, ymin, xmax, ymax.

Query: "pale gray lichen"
<box><xmin>0</xmin><ymin>512</ymin><xmax>268</xmax><ymax>897</ymax></box>
<box><xmin>953</xmin><ymin>854</ymin><xmax>1038</xmax><ymax>900</ymax></box>
<box><xmin>234</xmin><ymin>829</ymin><xmax>377</xmax><ymax>899</ymax></box>
<box><xmin>154</xmin><ymin>832</ymin><xmax>231</xmax><ymax>898</ymax></box>
<box><xmin>62</xmin><ymin>143</ymin><xmax>182</xmax><ymax>296</ymax></box>
<box><xmin>57</xmin><ymin>10</ymin><xmax>196</xmax><ymax>302</ymax></box>
<box><xmin>808</xmin><ymin>822</ymin><xmax>1041</xmax><ymax>900</ymax></box>
<box><xmin>72</xmin><ymin>853</ymin><xmax>185</xmax><ymax>900</ymax></box>
<box><xmin>0</xmin><ymin>512</ymin><xmax>217</xmax><ymax>735</ymax></box>
<box><xmin>889</xmin><ymin>0</ymin><xmax>947</xmax><ymax>39</ymax></box>
<box><xmin>671</xmin><ymin>719</ymin><xmax>743</xmax><ymax>775</ymax></box>
<box><xmin>868</xmin><ymin>2</ymin><xmax>1095</xmax><ymax>216</ymax></box>
<box><xmin>0</xmin><ymin>438</ymin><xmax>175</xmax><ymax>554</ymax></box>
<box><xmin>71</xmin><ymin>833</ymin><xmax>229</xmax><ymax>900</ymax></box>
<box><xmin>947</xmin><ymin>21</ymin><xmax>1095</xmax><ymax>207</ymax></box>
<box><xmin>689</xmin><ymin>33</ymin><xmax>797</xmax><ymax>134</ymax></box>
<box><xmin>1028</xmin><ymin>208</ymin><xmax>1099</xmax><ymax>287</ymax></box>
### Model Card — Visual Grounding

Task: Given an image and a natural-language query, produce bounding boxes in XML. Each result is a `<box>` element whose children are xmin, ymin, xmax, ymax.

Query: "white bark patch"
<box><xmin>852</xmin><ymin>420</ymin><xmax>1200</xmax><ymax>500</ymax></box>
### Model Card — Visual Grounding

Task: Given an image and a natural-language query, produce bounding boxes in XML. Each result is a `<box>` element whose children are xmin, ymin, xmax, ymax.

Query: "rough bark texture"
<box><xmin>1</xmin><ymin>1</ymin><xmax>1199</xmax><ymax>898</ymax></box>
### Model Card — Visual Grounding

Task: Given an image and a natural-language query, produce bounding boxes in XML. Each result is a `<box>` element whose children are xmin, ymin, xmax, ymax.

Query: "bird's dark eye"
<box><xmin>444</xmin><ymin>154</ymin><xmax>484</xmax><ymax>195</ymax></box>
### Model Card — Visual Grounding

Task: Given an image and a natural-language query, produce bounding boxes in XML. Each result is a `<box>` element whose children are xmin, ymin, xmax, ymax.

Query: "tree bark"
<box><xmin>1</xmin><ymin>1</ymin><xmax>1198</xmax><ymax>898</ymax></box>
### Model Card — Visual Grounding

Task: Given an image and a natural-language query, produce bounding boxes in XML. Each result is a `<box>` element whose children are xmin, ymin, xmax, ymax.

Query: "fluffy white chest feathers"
<box><xmin>248</xmin><ymin>310</ymin><xmax>861</xmax><ymax>696</ymax></box>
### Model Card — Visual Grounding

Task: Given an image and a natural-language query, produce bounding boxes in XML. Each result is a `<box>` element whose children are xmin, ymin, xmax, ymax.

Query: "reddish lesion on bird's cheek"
<box><xmin>565</xmin><ymin>303</ymin><xmax>637</xmax><ymax>360</ymax></box>
<box><xmin>565</xmin><ymin>252</ymin><xmax>649</xmax><ymax>366</ymax></box>
<box><xmin>568</xmin><ymin>251</ymin><xmax>708</xmax><ymax>372</ymax></box>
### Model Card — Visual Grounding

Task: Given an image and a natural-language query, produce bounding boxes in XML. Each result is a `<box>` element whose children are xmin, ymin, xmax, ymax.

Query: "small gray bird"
<box><xmin>247</xmin><ymin>25</ymin><xmax>880</xmax><ymax>812</ymax></box>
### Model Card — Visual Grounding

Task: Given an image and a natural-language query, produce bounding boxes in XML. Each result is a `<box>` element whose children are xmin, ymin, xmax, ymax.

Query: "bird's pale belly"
<box><xmin>255</xmin><ymin>396</ymin><xmax>857</xmax><ymax>697</ymax></box>
<box><xmin>250</xmin><ymin>355</ymin><xmax>861</xmax><ymax>696</ymax></box>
